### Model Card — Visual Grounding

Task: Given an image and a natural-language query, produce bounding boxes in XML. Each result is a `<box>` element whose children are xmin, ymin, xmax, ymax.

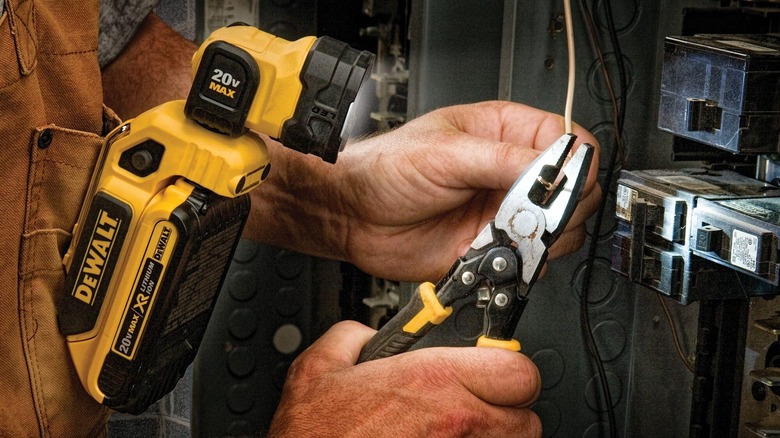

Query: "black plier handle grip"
<box><xmin>358</xmin><ymin>230</ymin><xmax>526</xmax><ymax>363</ymax></box>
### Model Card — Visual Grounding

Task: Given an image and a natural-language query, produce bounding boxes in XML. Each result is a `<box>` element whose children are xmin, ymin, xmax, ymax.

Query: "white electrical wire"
<box><xmin>563</xmin><ymin>0</ymin><xmax>575</xmax><ymax>134</ymax></box>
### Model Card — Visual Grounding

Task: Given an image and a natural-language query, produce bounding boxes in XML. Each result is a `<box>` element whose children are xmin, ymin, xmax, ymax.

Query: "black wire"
<box><xmin>577</xmin><ymin>0</ymin><xmax>625</xmax><ymax>436</ymax></box>
<box><xmin>603</xmin><ymin>0</ymin><xmax>628</xmax><ymax>134</ymax></box>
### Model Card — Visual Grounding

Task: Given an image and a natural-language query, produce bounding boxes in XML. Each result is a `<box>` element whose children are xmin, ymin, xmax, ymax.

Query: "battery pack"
<box><xmin>61</xmin><ymin>180</ymin><xmax>250</xmax><ymax>413</ymax></box>
<box><xmin>61</xmin><ymin>100</ymin><xmax>269</xmax><ymax>413</ymax></box>
<box><xmin>99</xmin><ymin>188</ymin><xmax>249</xmax><ymax>413</ymax></box>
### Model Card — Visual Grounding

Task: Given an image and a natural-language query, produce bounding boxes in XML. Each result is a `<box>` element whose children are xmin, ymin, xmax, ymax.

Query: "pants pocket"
<box><xmin>17</xmin><ymin>111</ymin><xmax>120</xmax><ymax>438</ymax></box>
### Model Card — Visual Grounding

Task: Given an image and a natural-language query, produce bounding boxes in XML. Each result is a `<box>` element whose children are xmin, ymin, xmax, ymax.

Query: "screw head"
<box><xmin>495</xmin><ymin>293</ymin><xmax>509</xmax><ymax>307</ymax></box>
<box><xmin>492</xmin><ymin>257</ymin><xmax>507</xmax><ymax>272</ymax></box>
<box><xmin>752</xmin><ymin>381</ymin><xmax>767</xmax><ymax>402</ymax></box>
<box><xmin>462</xmin><ymin>272</ymin><xmax>475</xmax><ymax>285</ymax></box>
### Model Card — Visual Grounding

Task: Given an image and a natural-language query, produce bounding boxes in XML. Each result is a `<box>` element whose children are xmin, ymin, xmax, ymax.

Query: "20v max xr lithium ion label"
<box><xmin>112</xmin><ymin>221</ymin><xmax>178</xmax><ymax>360</ymax></box>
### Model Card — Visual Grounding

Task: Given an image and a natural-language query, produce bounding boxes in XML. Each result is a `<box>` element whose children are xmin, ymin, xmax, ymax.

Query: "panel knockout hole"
<box><xmin>273</xmin><ymin>324</ymin><xmax>303</xmax><ymax>355</ymax></box>
<box><xmin>765</xmin><ymin>341</ymin><xmax>780</xmax><ymax>396</ymax></box>
<box><xmin>752</xmin><ymin>381</ymin><xmax>767</xmax><ymax>402</ymax></box>
<box><xmin>585</xmin><ymin>371</ymin><xmax>622</xmax><ymax>411</ymax></box>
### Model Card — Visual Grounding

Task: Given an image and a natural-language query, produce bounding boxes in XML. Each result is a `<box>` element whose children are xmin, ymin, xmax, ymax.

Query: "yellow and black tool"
<box><xmin>60</xmin><ymin>26</ymin><xmax>373</xmax><ymax>414</ymax></box>
<box><xmin>358</xmin><ymin>134</ymin><xmax>594</xmax><ymax>362</ymax></box>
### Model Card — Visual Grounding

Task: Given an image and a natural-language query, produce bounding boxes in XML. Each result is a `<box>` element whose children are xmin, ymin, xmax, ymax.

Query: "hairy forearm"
<box><xmin>243</xmin><ymin>138</ymin><xmax>352</xmax><ymax>261</ymax></box>
<box><xmin>101</xmin><ymin>13</ymin><xmax>198</xmax><ymax>119</ymax></box>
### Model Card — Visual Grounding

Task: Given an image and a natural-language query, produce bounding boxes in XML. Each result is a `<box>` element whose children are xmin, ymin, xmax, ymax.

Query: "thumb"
<box><xmin>298</xmin><ymin>320</ymin><xmax>376</xmax><ymax>371</ymax></box>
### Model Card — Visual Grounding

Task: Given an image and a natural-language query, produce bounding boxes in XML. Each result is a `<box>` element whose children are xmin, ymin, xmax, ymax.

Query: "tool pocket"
<box><xmin>17</xmin><ymin>110</ymin><xmax>120</xmax><ymax>438</ymax></box>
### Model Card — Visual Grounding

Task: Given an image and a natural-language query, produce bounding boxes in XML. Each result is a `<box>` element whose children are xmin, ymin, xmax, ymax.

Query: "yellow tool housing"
<box><xmin>61</xmin><ymin>101</ymin><xmax>269</xmax><ymax>413</ymax></box>
<box><xmin>191</xmin><ymin>26</ymin><xmax>316</xmax><ymax>139</ymax></box>
<box><xmin>61</xmin><ymin>25</ymin><xmax>373</xmax><ymax>414</ymax></box>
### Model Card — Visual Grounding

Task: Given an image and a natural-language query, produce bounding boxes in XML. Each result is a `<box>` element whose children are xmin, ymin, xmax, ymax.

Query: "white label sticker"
<box><xmin>731</xmin><ymin>229</ymin><xmax>758</xmax><ymax>272</ymax></box>
<box><xmin>616</xmin><ymin>185</ymin><xmax>637</xmax><ymax>222</ymax></box>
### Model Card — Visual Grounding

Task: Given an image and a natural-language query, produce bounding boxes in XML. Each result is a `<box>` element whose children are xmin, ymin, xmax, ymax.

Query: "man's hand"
<box><xmin>267</xmin><ymin>321</ymin><xmax>542</xmax><ymax>438</ymax></box>
<box><xmin>245</xmin><ymin>100</ymin><xmax>601</xmax><ymax>281</ymax></box>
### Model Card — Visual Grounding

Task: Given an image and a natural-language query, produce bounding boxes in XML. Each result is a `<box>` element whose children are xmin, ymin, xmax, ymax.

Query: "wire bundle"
<box><xmin>570</xmin><ymin>0</ymin><xmax>627</xmax><ymax>436</ymax></box>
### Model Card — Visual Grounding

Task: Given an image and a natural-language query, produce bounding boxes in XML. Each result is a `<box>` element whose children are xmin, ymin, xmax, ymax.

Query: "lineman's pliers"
<box><xmin>358</xmin><ymin>133</ymin><xmax>594</xmax><ymax>362</ymax></box>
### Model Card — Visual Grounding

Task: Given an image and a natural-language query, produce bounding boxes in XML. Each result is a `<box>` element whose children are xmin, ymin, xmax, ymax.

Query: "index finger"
<box><xmin>433</xmin><ymin>101</ymin><xmax>600</xmax><ymax>193</ymax></box>
<box><xmin>436</xmin><ymin>101</ymin><xmax>595</xmax><ymax>151</ymax></box>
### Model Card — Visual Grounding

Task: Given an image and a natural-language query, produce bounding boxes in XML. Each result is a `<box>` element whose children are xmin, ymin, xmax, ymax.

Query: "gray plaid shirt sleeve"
<box><xmin>98</xmin><ymin>0</ymin><xmax>158</xmax><ymax>68</ymax></box>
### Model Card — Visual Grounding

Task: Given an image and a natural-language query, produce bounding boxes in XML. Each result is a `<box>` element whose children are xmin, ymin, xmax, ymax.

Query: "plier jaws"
<box><xmin>494</xmin><ymin>133</ymin><xmax>594</xmax><ymax>287</ymax></box>
<box><xmin>469</xmin><ymin>133</ymin><xmax>594</xmax><ymax>288</ymax></box>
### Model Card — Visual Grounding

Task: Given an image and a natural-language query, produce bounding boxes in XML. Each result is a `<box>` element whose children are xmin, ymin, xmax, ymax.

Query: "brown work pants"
<box><xmin>0</xmin><ymin>1</ymin><xmax>119</xmax><ymax>436</ymax></box>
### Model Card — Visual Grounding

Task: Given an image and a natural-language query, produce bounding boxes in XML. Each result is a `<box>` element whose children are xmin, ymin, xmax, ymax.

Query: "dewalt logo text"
<box><xmin>73</xmin><ymin>210</ymin><xmax>120</xmax><ymax>305</ymax></box>
<box><xmin>153</xmin><ymin>226</ymin><xmax>172</xmax><ymax>261</ymax></box>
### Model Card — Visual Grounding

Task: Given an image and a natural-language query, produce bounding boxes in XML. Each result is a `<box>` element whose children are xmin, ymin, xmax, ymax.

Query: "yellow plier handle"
<box><xmin>476</xmin><ymin>335</ymin><xmax>521</xmax><ymax>351</ymax></box>
<box><xmin>357</xmin><ymin>282</ymin><xmax>451</xmax><ymax>362</ymax></box>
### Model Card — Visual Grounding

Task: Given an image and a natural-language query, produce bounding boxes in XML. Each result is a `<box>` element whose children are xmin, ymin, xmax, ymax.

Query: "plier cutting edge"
<box><xmin>358</xmin><ymin>133</ymin><xmax>595</xmax><ymax>362</ymax></box>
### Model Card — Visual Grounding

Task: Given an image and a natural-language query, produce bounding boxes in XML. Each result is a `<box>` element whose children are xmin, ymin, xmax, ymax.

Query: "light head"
<box><xmin>185</xmin><ymin>26</ymin><xmax>375</xmax><ymax>163</ymax></box>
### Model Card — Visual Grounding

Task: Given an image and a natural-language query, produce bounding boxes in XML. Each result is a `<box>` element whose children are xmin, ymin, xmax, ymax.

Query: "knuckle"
<box><xmin>506</xmin><ymin>355</ymin><xmax>541</xmax><ymax>402</ymax></box>
<box><xmin>495</xmin><ymin>139</ymin><xmax>514</xmax><ymax>164</ymax></box>
<box><xmin>407</xmin><ymin>363</ymin><xmax>451</xmax><ymax>390</ymax></box>
<box><xmin>437</xmin><ymin>405</ymin><xmax>481</xmax><ymax>436</ymax></box>
<box><xmin>284</xmin><ymin>355</ymin><xmax>309</xmax><ymax>384</ymax></box>
<box><xmin>286</xmin><ymin>352</ymin><xmax>329</xmax><ymax>384</ymax></box>
<box><xmin>405</xmin><ymin>353</ymin><xmax>467</xmax><ymax>391</ymax></box>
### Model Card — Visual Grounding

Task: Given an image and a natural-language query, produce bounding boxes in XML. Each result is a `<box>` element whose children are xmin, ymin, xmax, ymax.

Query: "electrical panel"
<box><xmin>613</xmin><ymin>18</ymin><xmax>780</xmax><ymax>438</ymax></box>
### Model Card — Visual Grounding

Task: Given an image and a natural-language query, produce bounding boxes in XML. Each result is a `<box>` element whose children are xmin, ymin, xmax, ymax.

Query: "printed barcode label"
<box><xmin>731</xmin><ymin>229</ymin><xmax>758</xmax><ymax>272</ymax></box>
<box><xmin>616</xmin><ymin>184</ymin><xmax>637</xmax><ymax>222</ymax></box>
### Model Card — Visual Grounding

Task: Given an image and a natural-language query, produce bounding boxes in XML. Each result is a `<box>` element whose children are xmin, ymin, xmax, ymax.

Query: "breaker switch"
<box><xmin>696</xmin><ymin>225</ymin><xmax>723</xmax><ymax>252</ymax></box>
